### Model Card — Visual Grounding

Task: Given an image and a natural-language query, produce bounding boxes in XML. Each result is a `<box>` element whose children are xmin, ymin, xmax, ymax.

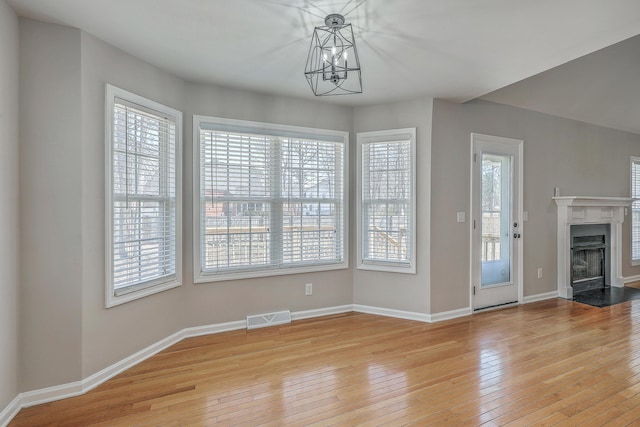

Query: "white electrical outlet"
<box><xmin>456</xmin><ymin>212</ymin><xmax>465</xmax><ymax>223</ymax></box>
<box><xmin>305</xmin><ymin>283</ymin><xmax>313</xmax><ymax>295</ymax></box>
<box><xmin>537</xmin><ymin>268</ymin><xmax>543</xmax><ymax>279</ymax></box>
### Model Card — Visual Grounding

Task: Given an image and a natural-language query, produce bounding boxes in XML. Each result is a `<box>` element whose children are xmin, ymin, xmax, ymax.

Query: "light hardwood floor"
<box><xmin>625</xmin><ymin>281</ymin><xmax>640</xmax><ymax>289</ymax></box>
<box><xmin>10</xmin><ymin>298</ymin><xmax>640</xmax><ymax>426</ymax></box>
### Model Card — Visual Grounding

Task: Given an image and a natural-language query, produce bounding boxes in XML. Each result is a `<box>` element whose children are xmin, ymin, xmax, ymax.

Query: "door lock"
<box><xmin>513</xmin><ymin>233</ymin><xmax>521</xmax><ymax>238</ymax></box>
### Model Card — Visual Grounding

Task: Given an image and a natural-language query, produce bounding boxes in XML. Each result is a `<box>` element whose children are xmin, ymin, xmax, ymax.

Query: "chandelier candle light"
<box><xmin>305</xmin><ymin>13</ymin><xmax>362</xmax><ymax>96</ymax></box>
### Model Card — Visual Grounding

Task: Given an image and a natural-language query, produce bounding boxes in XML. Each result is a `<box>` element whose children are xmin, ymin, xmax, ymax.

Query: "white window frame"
<box><xmin>631</xmin><ymin>157</ymin><xmax>640</xmax><ymax>266</ymax></box>
<box><xmin>105</xmin><ymin>84</ymin><xmax>182</xmax><ymax>307</ymax></box>
<box><xmin>357</xmin><ymin>128</ymin><xmax>416</xmax><ymax>274</ymax></box>
<box><xmin>193</xmin><ymin>115</ymin><xmax>349</xmax><ymax>283</ymax></box>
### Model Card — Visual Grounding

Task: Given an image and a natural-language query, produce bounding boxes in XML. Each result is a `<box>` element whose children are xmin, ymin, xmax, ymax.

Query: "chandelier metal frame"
<box><xmin>304</xmin><ymin>14</ymin><xmax>362</xmax><ymax>96</ymax></box>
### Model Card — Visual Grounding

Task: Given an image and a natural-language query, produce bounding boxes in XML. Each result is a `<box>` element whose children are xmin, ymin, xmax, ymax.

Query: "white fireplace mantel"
<box><xmin>553</xmin><ymin>196</ymin><xmax>632</xmax><ymax>299</ymax></box>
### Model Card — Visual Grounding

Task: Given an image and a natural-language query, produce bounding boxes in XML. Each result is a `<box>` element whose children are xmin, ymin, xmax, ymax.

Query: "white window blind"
<box><xmin>194</xmin><ymin>116</ymin><xmax>347</xmax><ymax>281</ymax></box>
<box><xmin>106</xmin><ymin>85</ymin><xmax>182</xmax><ymax>307</ymax></box>
<box><xmin>357</xmin><ymin>128</ymin><xmax>416</xmax><ymax>273</ymax></box>
<box><xmin>632</xmin><ymin>158</ymin><xmax>640</xmax><ymax>263</ymax></box>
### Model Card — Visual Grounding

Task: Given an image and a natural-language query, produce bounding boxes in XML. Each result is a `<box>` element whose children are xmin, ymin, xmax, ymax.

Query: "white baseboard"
<box><xmin>522</xmin><ymin>291</ymin><xmax>558</xmax><ymax>304</ymax></box>
<box><xmin>430</xmin><ymin>307</ymin><xmax>473</xmax><ymax>322</ymax></box>
<box><xmin>0</xmin><ymin>395</ymin><xmax>21</xmax><ymax>427</ymax></box>
<box><xmin>19</xmin><ymin>381</ymin><xmax>84</xmax><ymax>409</ymax></box>
<box><xmin>624</xmin><ymin>275</ymin><xmax>640</xmax><ymax>284</ymax></box>
<box><xmin>81</xmin><ymin>328</ymin><xmax>189</xmax><ymax>396</ymax></box>
<box><xmin>182</xmin><ymin>320</ymin><xmax>247</xmax><ymax>338</ymax></box>
<box><xmin>353</xmin><ymin>304</ymin><xmax>477</xmax><ymax>323</ymax></box>
<box><xmin>353</xmin><ymin>304</ymin><xmax>431</xmax><ymax>323</ymax></box>
<box><xmin>291</xmin><ymin>305</ymin><xmax>353</xmax><ymax>321</ymax></box>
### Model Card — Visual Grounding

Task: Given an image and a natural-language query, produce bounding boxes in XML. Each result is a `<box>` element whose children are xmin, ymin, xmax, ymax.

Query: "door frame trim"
<box><xmin>469</xmin><ymin>133</ymin><xmax>524</xmax><ymax>310</ymax></box>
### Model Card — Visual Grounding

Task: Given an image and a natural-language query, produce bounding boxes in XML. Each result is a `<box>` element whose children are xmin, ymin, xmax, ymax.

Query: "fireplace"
<box><xmin>570</xmin><ymin>225</ymin><xmax>609</xmax><ymax>293</ymax></box>
<box><xmin>553</xmin><ymin>197</ymin><xmax>631</xmax><ymax>299</ymax></box>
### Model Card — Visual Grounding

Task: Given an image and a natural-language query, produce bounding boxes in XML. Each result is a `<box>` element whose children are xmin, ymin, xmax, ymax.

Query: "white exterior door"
<box><xmin>471</xmin><ymin>133</ymin><xmax>523</xmax><ymax>311</ymax></box>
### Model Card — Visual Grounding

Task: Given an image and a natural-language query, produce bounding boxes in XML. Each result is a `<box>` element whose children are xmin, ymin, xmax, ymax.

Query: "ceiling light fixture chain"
<box><xmin>304</xmin><ymin>13</ymin><xmax>362</xmax><ymax>96</ymax></box>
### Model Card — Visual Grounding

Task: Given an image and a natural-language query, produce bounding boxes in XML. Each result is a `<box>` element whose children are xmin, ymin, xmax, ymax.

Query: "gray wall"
<box><xmin>182</xmin><ymin>83</ymin><xmax>354</xmax><ymax>329</ymax></box>
<box><xmin>431</xmin><ymin>98</ymin><xmax>640</xmax><ymax>313</ymax></box>
<box><xmin>19</xmin><ymin>18</ymin><xmax>83</xmax><ymax>391</ymax></box>
<box><xmin>79</xmin><ymin>31</ymin><xmax>188</xmax><ymax>378</ymax></box>
<box><xmin>0</xmin><ymin>0</ymin><xmax>19</xmax><ymax>409</ymax></box>
<box><xmin>18</xmin><ymin>19</ymin><xmax>355</xmax><ymax>390</ymax></box>
<box><xmin>352</xmin><ymin>99</ymin><xmax>433</xmax><ymax>314</ymax></box>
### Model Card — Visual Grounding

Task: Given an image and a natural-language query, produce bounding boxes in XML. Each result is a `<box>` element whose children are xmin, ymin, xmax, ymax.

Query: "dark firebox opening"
<box><xmin>571</xmin><ymin>234</ymin><xmax>606</xmax><ymax>293</ymax></box>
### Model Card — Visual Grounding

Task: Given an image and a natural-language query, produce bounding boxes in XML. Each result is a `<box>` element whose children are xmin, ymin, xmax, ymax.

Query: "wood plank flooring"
<box><xmin>10</xmin><ymin>298</ymin><xmax>640</xmax><ymax>426</ymax></box>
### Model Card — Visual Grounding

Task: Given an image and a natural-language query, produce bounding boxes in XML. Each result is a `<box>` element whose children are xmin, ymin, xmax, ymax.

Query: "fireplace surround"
<box><xmin>553</xmin><ymin>196</ymin><xmax>632</xmax><ymax>299</ymax></box>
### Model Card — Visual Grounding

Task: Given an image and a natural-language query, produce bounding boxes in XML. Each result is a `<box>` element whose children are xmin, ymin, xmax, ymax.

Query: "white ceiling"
<box><xmin>7</xmin><ymin>0</ymin><xmax>640</xmax><ymax>113</ymax></box>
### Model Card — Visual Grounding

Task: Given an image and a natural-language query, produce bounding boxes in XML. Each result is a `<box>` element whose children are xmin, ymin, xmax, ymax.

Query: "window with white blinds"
<box><xmin>194</xmin><ymin>116</ymin><xmax>348</xmax><ymax>282</ymax></box>
<box><xmin>632</xmin><ymin>157</ymin><xmax>640</xmax><ymax>264</ymax></box>
<box><xmin>357</xmin><ymin>128</ymin><xmax>416</xmax><ymax>273</ymax></box>
<box><xmin>105</xmin><ymin>85</ymin><xmax>182</xmax><ymax>307</ymax></box>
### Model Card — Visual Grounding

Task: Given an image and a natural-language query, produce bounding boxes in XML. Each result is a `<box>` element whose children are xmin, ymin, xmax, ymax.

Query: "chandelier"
<box><xmin>304</xmin><ymin>14</ymin><xmax>362</xmax><ymax>96</ymax></box>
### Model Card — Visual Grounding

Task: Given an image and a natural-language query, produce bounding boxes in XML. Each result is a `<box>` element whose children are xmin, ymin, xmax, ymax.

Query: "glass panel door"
<box><xmin>471</xmin><ymin>133</ymin><xmax>522</xmax><ymax>311</ymax></box>
<box><xmin>481</xmin><ymin>154</ymin><xmax>511</xmax><ymax>287</ymax></box>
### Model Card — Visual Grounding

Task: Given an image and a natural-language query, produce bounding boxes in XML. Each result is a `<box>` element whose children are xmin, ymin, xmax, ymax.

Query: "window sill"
<box><xmin>356</xmin><ymin>261</ymin><xmax>416</xmax><ymax>274</ymax></box>
<box><xmin>195</xmin><ymin>261</ymin><xmax>349</xmax><ymax>283</ymax></box>
<box><xmin>106</xmin><ymin>279</ymin><xmax>181</xmax><ymax>308</ymax></box>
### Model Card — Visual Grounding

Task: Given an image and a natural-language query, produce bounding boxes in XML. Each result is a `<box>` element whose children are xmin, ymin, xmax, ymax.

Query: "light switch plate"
<box><xmin>457</xmin><ymin>212</ymin><xmax>465</xmax><ymax>223</ymax></box>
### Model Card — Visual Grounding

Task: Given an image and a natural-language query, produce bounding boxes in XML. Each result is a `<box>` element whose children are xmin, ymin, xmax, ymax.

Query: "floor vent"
<box><xmin>246</xmin><ymin>310</ymin><xmax>291</xmax><ymax>330</ymax></box>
